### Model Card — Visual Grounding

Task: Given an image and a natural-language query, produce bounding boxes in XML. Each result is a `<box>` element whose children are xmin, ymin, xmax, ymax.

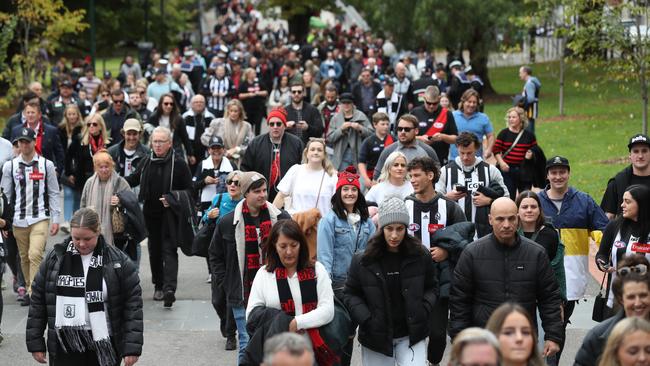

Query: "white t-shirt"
<box><xmin>365</xmin><ymin>181</ymin><xmax>414</xmax><ymax>204</ymax></box>
<box><xmin>123</xmin><ymin>148</ymin><xmax>137</xmax><ymax>177</ymax></box>
<box><xmin>277</xmin><ymin>164</ymin><xmax>337</xmax><ymax>217</ymax></box>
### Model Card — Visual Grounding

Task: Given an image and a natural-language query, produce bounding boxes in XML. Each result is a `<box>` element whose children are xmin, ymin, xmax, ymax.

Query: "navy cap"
<box><xmin>546</xmin><ymin>156</ymin><xmax>570</xmax><ymax>171</ymax></box>
<box><xmin>628</xmin><ymin>134</ymin><xmax>650</xmax><ymax>150</ymax></box>
<box><xmin>339</xmin><ymin>93</ymin><xmax>353</xmax><ymax>103</ymax></box>
<box><xmin>103</xmin><ymin>71</ymin><xmax>112</xmax><ymax>79</ymax></box>
<box><xmin>13</xmin><ymin>127</ymin><xmax>36</xmax><ymax>144</ymax></box>
<box><xmin>209</xmin><ymin>135</ymin><xmax>224</xmax><ymax>148</ymax></box>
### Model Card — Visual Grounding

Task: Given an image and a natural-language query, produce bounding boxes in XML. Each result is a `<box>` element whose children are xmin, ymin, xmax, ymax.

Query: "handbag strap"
<box><xmin>502</xmin><ymin>130</ymin><xmax>525</xmax><ymax>159</ymax></box>
<box><xmin>599</xmin><ymin>272</ymin><xmax>607</xmax><ymax>292</ymax></box>
<box><xmin>314</xmin><ymin>170</ymin><xmax>326</xmax><ymax>209</ymax></box>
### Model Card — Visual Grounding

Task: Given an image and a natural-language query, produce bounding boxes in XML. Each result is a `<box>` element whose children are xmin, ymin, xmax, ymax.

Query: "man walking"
<box><xmin>285</xmin><ymin>82</ymin><xmax>324</xmax><ymax>144</ymax></box>
<box><xmin>1</xmin><ymin>128</ymin><xmax>60</xmax><ymax>303</ymax></box>
<box><xmin>209</xmin><ymin>172</ymin><xmax>290</xmax><ymax>363</ymax></box>
<box><xmin>412</xmin><ymin>85</ymin><xmax>457</xmax><ymax>165</ymax></box>
<box><xmin>449</xmin><ymin>197</ymin><xmax>563</xmax><ymax>358</ymax></box>
<box><xmin>518</xmin><ymin>66</ymin><xmax>541</xmax><ymax>134</ymax></box>
<box><xmin>405</xmin><ymin>157</ymin><xmax>467</xmax><ymax>365</ymax></box>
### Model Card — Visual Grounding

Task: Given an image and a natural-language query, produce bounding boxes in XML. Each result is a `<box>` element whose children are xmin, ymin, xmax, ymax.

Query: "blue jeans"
<box><xmin>63</xmin><ymin>186</ymin><xmax>81</xmax><ymax>222</ymax></box>
<box><xmin>232</xmin><ymin>305</ymin><xmax>249</xmax><ymax>364</ymax></box>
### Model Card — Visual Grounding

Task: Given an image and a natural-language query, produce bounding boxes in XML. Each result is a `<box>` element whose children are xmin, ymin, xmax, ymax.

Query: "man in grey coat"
<box><xmin>326</xmin><ymin>93</ymin><xmax>373</xmax><ymax>170</ymax></box>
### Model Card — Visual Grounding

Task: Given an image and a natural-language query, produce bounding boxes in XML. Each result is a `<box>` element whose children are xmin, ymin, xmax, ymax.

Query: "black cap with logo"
<box><xmin>628</xmin><ymin>134</ymin><xmax>650</xmax><ymax>150</ymax></box>
<box><xmin>546</xmin><ymin>156</ymin><xmax>570</xmax><ymax>171</ymax></box>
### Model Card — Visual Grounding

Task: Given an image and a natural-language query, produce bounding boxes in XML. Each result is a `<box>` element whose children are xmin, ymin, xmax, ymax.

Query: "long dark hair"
<box><xmin>515</xmin><ymin>190</ymin><xmax>546</xmax><ymax>230</ymax></box>
<box><xmin>618</xmin><ymin>184</ymin><xmax>650</xmax><ymax>244</ymax></box>
<box><xmin>265</xmin><ymin>219</ymin><xmax>313</xmax><ymax>272</ymax></box>
<box><xmin>151</xmin><ymin>93</ymin><xmax>182</xmax><ymax>131</ymax></box>
<box><xmin>331</xmin><ymin>186</ymin><xmax>369</xmax><ymax>221</ymax></box>
<box><xmin>363</xmin><ymin>224</ymin><xmax>426</xmax><ymax>262</ymax></box>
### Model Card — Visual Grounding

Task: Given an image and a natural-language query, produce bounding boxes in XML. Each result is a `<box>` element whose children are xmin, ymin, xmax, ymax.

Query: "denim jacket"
<box><xmin>317</xmin><ymin>210</ymin><xmax>375</xmax><ymax>283</ymax></box>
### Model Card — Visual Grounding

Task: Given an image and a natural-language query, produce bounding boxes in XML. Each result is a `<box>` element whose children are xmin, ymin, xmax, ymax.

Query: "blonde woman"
<box><xmin>68</xmin><ymin>113</ymin><xmax>110</xmax><ymax>197</ymax></box>
<box><xmin>200</xmin><ymin>99</ymin><xmax>254</xmax><ymax>168</ymax></box>
<box><xmin>80</xmin><ymin>150</ymin><xmax>132</xmax><ymax>250</ymax></box>
<box><xmin>273</xmin><ymin>138</ymin><xmax>338</xmax><ymax>217</ymax></box>
<box><xmin>58</xmin><ymin>104</ymin><xmax>84</xmax><ymax>227</ymax></box>
<box><xmin>598</xmin><ymin>317</ymin><xmax>650</xmax><ymax>366</ymax></box>
<box><xmin>365</xmin><ymin>151</ymin><xmax>413</xmax><ymax>205</ymax></box>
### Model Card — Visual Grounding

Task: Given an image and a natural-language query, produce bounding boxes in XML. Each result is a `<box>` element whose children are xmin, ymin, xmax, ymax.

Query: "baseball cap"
<box><xmin>628</xmin><ymin>134</ymin><xmax>650</xmax><ymax>150</ymax></box>
<box><xmin>209</xmin><ymin>135</ymin><xmax>224</xmax><ymax>148</ymax></box>
<box><xmin>339</xmin><ymin>93</ymin><xmax>354</xmax><ymax>103</ymax></box>
<box><xmin>60</xmin><ymin>80</ymin><xmax>73</xmax><ymax>88</ymax></box>
<box><xmin>449</xmin><ymin>60</ymin><xmax>463</xmax><ymax>69</ymax></box>
<box><xmin>122</xmin><ymin>118</ymin><xmax>142</xmax><ymax>133</ymax></box>
<box><xmin>184</xmin><ymin>50</ymin><xmax>195</xmax><ymax>57</ymax></box>
<box><xmin>103</xmin><ymin>71</ymin><xmax>112</xmax><ymax>79</ymax></box>
<box><xmin>380</xmin><ymin>75</ymin><xmax>394</xmax><ymax>86</ymax></box>
<box><xmin>546</xmin><ymin>156</ymin><xmax>570</xmax><ymax>171</ymax></box>
<box><xmin>13</xmin><ymin>127</ymin><xmax>36</xmax><ymax>144</ymax></box>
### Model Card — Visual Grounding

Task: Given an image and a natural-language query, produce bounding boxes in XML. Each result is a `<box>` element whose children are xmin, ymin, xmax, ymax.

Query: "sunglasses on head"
<box><xmin>618</xmin><ymin>264</ymin><xmax>648</xmax><ymax>276</ymax></box>
<box><xmin>226</xmin><ymin>179</ymin><xmax>240</xmax><ymax>186</ymax></box>
<box><xmin>397</xmin><ymin>126</ymin><xmax>414</xmax><ymax>132</ymax></box>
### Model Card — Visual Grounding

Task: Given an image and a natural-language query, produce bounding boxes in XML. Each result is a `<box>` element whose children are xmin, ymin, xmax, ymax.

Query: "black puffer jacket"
<box><xmin>449</xmin><ymin>234</ymin><xmax>563</xmax><ymax>344</ymax></box>
<box><xmin>26</xmin><ymin>237</ymin><xmax>143</xmax><ymax>359</ymax></box>
<box><xmin>343</xmin><ymin>248</ymin><xmax>437</xmax><ymax>357</ymax></box>
<box><xmin>574</xmin><ymin>310</ymin><xmax>626</xmax><ymax>366</ymax></box>
<box><xmin>430</xmin><ymin>221</ymin><xmax>475</xmax><ymax>298</ymax></box>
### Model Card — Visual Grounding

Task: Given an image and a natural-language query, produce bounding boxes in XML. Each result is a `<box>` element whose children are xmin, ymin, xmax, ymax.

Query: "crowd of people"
<box><xmin>0</xmin><ymin>1</ymin><xmax>649</xmax><ymax>366</ymax></box>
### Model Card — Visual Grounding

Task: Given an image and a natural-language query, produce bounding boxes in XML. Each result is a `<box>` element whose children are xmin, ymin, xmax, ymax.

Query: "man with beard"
<box><xmin>317</xmin><ymin>84</ymin><xmax>339</xmax><ymax>139</ymax></box>
<box><xmin>412</xmin><ymin>86</ymin><xmax>457</xmax><ymax>165</ymax></box>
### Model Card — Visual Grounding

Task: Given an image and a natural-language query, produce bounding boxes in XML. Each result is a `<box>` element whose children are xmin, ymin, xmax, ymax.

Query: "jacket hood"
<box><xmin>453</xmin><ymin>156</ymin><xmax>485</xmax><ymax>171</ymax></box>
<box><xmin>529</xmin><ymin>76</ymin><xmax>541</xmax><ymax>88</ymax></box>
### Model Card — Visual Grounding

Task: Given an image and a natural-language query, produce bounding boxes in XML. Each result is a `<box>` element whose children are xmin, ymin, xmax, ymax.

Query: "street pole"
<box><xmin>160</xmin><ymin>0</ymin><xmax>165</xmax><ymax>52</ymax></box>
<box><xmin>144</xmin><ymin>0</ymin><xmax>149</xmax><ymax>42</ymax></box>
<box><xmin>89</xmin><ymin>0</ymin><xmax>96</xmax><ymax>70</ymax></box>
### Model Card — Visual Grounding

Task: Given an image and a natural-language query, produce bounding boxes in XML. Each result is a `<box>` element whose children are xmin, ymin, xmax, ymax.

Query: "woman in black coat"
<box><xmin>343</xmin><ymin>196</ymin><xmax>437</xmax><ymax>365</ymax></box>
<box><xmin>26</xmin><ymin>208</ymin><xmax>143</xmax><ymax>366</ymax></box>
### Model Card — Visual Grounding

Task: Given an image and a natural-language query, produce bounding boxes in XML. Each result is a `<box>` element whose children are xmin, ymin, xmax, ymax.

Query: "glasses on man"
<box><xmin>268</xmin><ymin>122</ymin><xmax>283</xmax><ymax>127</ymax></box>
<box><xmin>424</xmin><ymin>100</ymin><xmax>439</xmax><ymax>107</ymax></box>
<box><xmin>291</xmin><ymin>90</ymin><xmax>303</xmax><ymax>95</ymax></box>
<box><xmin>226</xmin><ymin>179</ymin><xmax>240</xmax><ymax>186</ymax></box>
<box><xmin>618</xmin><ymin>264</ymin><xmax>648</xmax><ymax>276</ymax></box>
<box><xmin>397</xmin><ymin>126</ymin><xmax>414</xmax><ymax>133</ymax></box>
<box><xmin>151</xmin><ymin>140</ymin><xmax>170</xmax><ymax>145</ymax></box>
<box><xmin>113</xmin><ymin>100</ymin><xmax>124</xmax><ymax>104</ymax></box>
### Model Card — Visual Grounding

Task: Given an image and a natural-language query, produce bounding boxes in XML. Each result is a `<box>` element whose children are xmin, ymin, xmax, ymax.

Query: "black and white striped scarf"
<box><xmin>55</xmin><ymin>238</ymin><xmax>116</xmax><ymax>366</ymax></box>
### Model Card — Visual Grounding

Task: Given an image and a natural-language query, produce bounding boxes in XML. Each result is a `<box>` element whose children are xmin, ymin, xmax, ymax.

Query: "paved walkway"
<box><xmin>1</xmin><ymin>231</ymin><xmax>599</xmax><ymax>365</ymax></box>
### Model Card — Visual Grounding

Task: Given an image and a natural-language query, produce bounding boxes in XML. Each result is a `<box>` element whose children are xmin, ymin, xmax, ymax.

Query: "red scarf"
<box><xmin>276</xmin><ymin>267</ymin><xmax>339</xmax><ymax>366</ymax></box>
<box><xmin>269</xmin><ymin>143</ymin><xmax>281</xmax><ymax>191</ymax></box>
<box><xmin>242</xmin><ymin>200</ymin><xmax>272</xmax><ymax>303</ymax></box>
<box><xmin>89</xmin><ymin>134</ymin><xmax>105</xmax><ymax>154</ymax></box>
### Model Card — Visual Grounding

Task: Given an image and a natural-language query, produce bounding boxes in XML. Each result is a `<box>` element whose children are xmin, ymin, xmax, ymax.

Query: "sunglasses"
<box><xmin>424</xmin><ymin>100</ymin><xmax>439</xmax><ymax>106</ymax></box>
<box><xmin>113</xmin><ymin>100</ymin><xmax>124</xmax><ymax>104</ymax></box>
<box><xmin>397</xmin><ymin>126</ymin><xmax>414</xmax><ymax>132</ymax></box>
<box><xmin>268</xmin><ymin>122</ymin><xmax>284</xmax><ymax>127</ymax></box>
<box><xmin>618</xmin><ymin>264</ymin><xmax>648</xmax><ymax>276</ymax></box>
<box><xmin>226</xmin><ymin>179</ymin><xmax>240</xmax><ymax>186</ymax></box>
<box><xmin>163</xmin><ymin>102</ymin><xmax>174</xmax><ymax>106</ymax></box>
<box><xmin>87</xmin><ymin>122</ymin><xmax>98</xmax><ymax>127</ymax></box>
<box><xmin>291</xmin><ymin>90</ymin><xmax>303</xmax><ymax>94</ymax></box>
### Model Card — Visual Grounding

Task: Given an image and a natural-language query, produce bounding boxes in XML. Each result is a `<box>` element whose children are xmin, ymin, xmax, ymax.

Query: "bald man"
<box><xmin>449</xmin><ymin>197</ymin><xmax>563</xmax><ymax>357</ymax></box>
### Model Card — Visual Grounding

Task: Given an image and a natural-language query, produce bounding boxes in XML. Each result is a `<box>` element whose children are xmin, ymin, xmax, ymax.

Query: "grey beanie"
<box><xmin>377</xmin><ymin>196</ymin><xmax>410</xmax><ymax>229</ymax></box>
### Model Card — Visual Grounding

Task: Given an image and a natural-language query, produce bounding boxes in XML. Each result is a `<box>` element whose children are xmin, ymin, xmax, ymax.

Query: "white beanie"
<box><xmin>377</xmin><ymin>196</ymin><xmax>410</xmax><ymax>229</ymax></box>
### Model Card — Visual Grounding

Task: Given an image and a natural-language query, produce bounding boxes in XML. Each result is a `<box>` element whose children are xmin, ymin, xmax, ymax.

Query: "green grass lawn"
<box><xmin>483</xmin><ymin>62</ymin><xmax>643</xmax><ymax>200</ymax></box>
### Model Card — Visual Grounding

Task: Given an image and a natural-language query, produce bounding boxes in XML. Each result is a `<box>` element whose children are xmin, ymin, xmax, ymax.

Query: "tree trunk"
<box><xmin>467</xmin><ymin>45</ymin><xmax>496</xmax><ymax>96</ymax></box>
<box><xmin>284</xmin><ymin>10</ymin><xmax>311</xmax><ymax>44</ymax></box>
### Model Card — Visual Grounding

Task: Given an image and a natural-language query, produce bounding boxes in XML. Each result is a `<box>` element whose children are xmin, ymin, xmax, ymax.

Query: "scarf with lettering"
<box><xmin>55</xmin><ymin>238</ymin><xmax>116</xmax><ymax>366</ymax></box>
<box><xmin>276</xmin><ymin>267</ymin><xmax>339</xmax><ymax>366</ymax></box>
<box><xmin>242</xmin><ymin>200</ymin><xmax>272</xmax><ymax>303</ymax></box>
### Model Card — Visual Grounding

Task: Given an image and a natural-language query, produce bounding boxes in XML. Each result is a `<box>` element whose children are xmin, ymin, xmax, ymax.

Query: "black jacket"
<box><xmin>574</xmin><ymin>310</ymin><xmax>625</xmax><ymax>366</ymax></box>
<box><xmin>208</xmin><ymin>203</ymin><xmax>291</xmax><ymax>307</ymax></box>
<box><xmin>182</xmin><ymin>110</ymin><xmax>213</xmax><ymax>162</ymax></box>
<box><xmin>449</xmin><ymin>234</ymin><xmax>563</xmax><ymax>344</ymax></box>
<box><xmin>351</xmin><ymin>81</ymin><xmax>382</xmax><ymax>115</ymax></box>
<box><xmin>242</xmin><ymin>307</ymin><xmax>293</xmax><ymax>366</ymax></box>
<box><xmin>145</xmin><ymin>114</ymin><xmax>193</xmax><ymax>158</ymax></box>
<box><xmin>163</xmin><ymin>189</ymin><xmax>197</xmax><ymax>256</ymax></box>
<box><xmin>107</xmin><ymin>140</ymin><xmax>150</xmax><ymax>178</ymax></box>
<box><xmin>285</xmin><ymin>102</ymin><xmax>324</xmax><ymax>144</ymax></box>
<box><xmin>116</xmin><ymin>189</ymin><xmax>147</xmax><ymax>244</ymax></box>
<box><xmin>102</xmin><ymin>105</ymin><xmax>141</xmax><ymax>146</ymax></box>
<box><xmin>240</xmin><ymin>133</ymin><xmax>304</xmax><ymax>202</ymax></box>
<box><xmin>58</xmin><ymin>125</ymin><xmax>82</xmax><ymax>177</ymax></box>
<box><xmin>430</xmin><ymin>221</ymin><xmax>475</xmax><ymax>298</ymax></box>
<box><xmin>26</xmin><ymin>238</ymin><xmax>143</xmax><ymax>359</ymax></box>
<box><xmin>2</xmin><ymin>113</ymin><xmax>52</xmax><ymax>139</ymax></box>
<box><xmin>343</xmin><ymin>249</ymin><xmax>437</xmax><ymax>357</ymax></box>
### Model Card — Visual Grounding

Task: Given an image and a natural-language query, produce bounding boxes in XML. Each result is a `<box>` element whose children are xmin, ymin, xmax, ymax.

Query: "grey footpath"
<box><xmin>0</xmin><ymin>232</ymin><xmax>599</xmax><ymax>366</ymax></box>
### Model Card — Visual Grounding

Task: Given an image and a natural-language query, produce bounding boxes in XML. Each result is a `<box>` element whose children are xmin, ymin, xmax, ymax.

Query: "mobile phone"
<box><xmin>98</xmin><ymin>100</ymin><xmax>109</xmax><ymax>110</ymax></box>
<box><xmin>455</xmin><ymin>185</ymin><xmax>468</xmax><ymax>193</ymax></box>
<box><xmin>597</xmin><ymin>259</ymin><xmax>610</xmax><ymax>270</ymax></box>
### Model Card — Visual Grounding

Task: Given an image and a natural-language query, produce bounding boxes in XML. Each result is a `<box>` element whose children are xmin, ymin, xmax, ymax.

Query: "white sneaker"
<box><xmin>205</xmin><ymin>275</ymin><xmax>212</xmax><ymax>284</ymax></box>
